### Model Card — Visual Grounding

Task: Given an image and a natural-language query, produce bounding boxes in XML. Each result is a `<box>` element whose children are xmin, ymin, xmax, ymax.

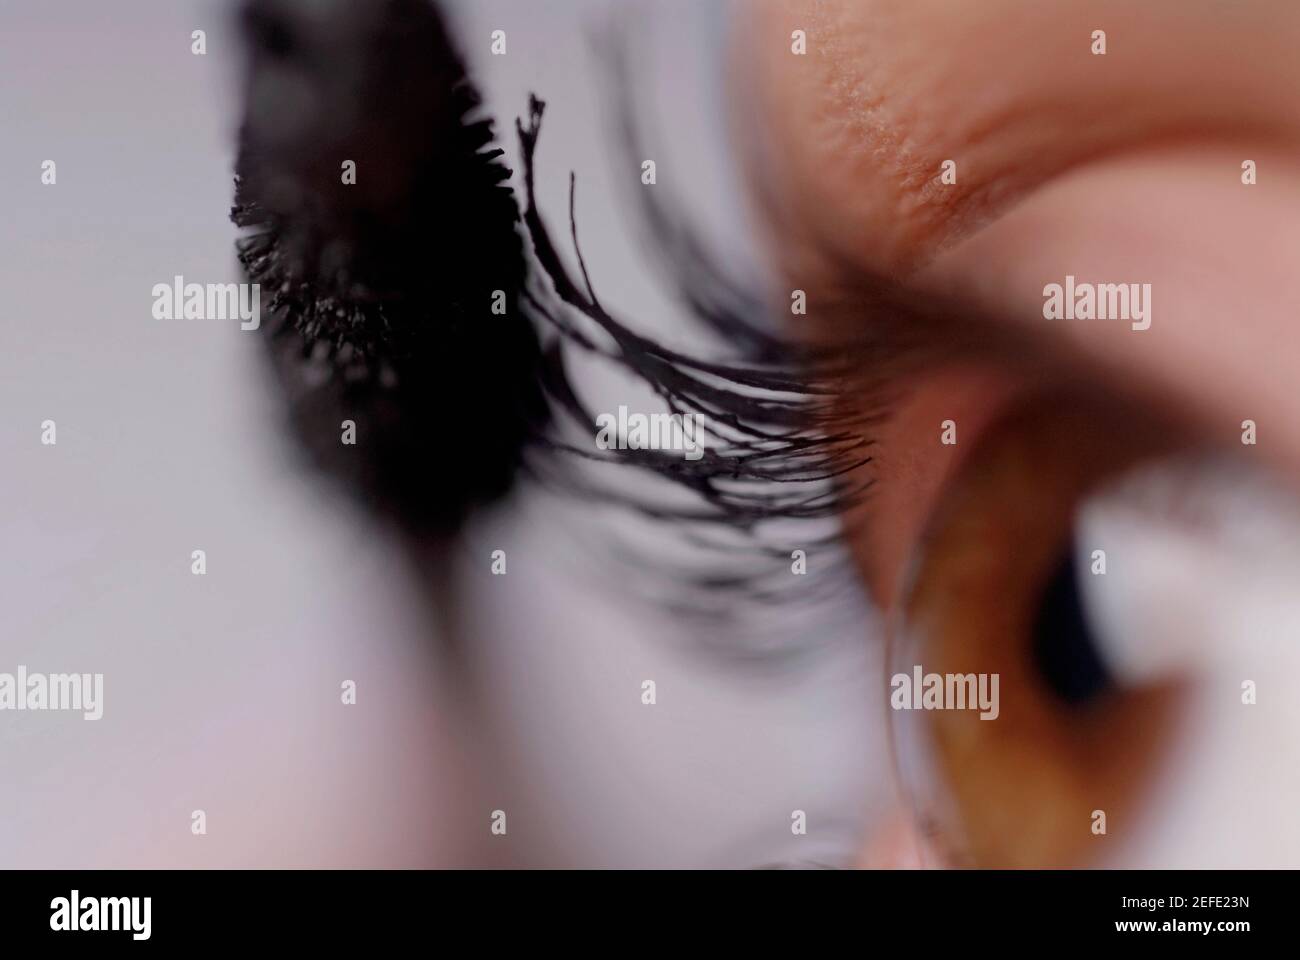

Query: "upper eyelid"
<box><xmin>802</xmin><ymin>255</ymin><xmax>1221</xmax><ymax>476</ymax></box>
<box><xmin>798</xmin><ymin>254</ymin><xmax>1041</xmax><ymax>392</ymax></box>
<box><xmin>908</xmin><ymin>146</ymin><xmax>1300</xmax><ymax>476</ymax></box>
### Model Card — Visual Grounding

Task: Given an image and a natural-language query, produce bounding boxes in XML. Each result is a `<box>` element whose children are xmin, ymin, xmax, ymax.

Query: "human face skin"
<box><xmin>738</xmin><ymin>0</ymin><xmax>1300</xmax><ymax>866</ymax></box>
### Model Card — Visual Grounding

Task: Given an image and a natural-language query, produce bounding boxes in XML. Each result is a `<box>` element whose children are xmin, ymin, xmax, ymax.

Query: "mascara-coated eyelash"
<box><xmin>228</xmin><ymin>0</ymin><xmax>883</xmax><ymax>613</ymax></box>
<box><xmin>516</xmin><ymin>94</ymin><xmax>877</xmax><ymax>528</ymax></box>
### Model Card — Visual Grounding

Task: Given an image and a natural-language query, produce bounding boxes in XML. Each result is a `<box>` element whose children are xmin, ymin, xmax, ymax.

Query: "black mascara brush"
<box><xmin>231</xmin><ymin>0</ymin><xmax>547</xmax><ymax>539</ymax></box>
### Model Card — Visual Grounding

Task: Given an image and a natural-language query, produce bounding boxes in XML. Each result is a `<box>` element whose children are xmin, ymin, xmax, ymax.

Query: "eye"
<box><xmin>1030</xmin><ymin>546</ymin><xmax>1114</xmax><ymax>707</ymax></box>
<box><xmin>886</xmin><ymin>394</ymin><xmax>1189</xmax><ymax>867</ymax></box>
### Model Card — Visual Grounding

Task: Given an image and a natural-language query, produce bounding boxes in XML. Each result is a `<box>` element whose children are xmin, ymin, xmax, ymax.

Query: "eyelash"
<box><xmin>229</xmin><ymin>0</ymin><xmax>894</xmax><ymax>643</ymax></box>
<box><xmin>515</xmin><ymin>95</ymin><xmax>877</xmax><ymax>527</ymax></box>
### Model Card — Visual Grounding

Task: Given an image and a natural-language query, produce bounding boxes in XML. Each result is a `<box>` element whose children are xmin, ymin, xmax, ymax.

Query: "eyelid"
<box><xmin>913</xmin><ymin>142</ymin><xmax>1300</xmax><ymax>485</ymax></box>
<box><xmin>834</xmin><ymin>363</ymin><xmax>1029</xmax><ymax>607</ymax></box>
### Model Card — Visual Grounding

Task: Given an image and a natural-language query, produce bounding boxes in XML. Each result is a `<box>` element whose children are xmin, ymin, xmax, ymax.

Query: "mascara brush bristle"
<box><xmin>231</xmin><ymin>0</ymin><xmax>547</xmax><ymax>537</ymax></box>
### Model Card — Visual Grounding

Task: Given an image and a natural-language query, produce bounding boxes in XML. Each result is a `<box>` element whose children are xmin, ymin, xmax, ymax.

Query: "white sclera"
<box><xmin>1075</xmin><ymin>455</ymin><xmax>1300</xmax><ymax>686</ymax></box>
<box><xmin>1074</xmin><ymin>455</ymin><xmax>1300</xmax><ymax>867</ymax></box>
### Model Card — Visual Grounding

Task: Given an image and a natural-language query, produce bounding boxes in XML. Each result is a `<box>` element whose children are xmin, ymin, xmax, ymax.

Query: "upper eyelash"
<box><xmin>516</xmin><ymin>94</ymin><xmax>878</xmax><ymax>528</ymax></box>
<box><xmin>228</xmin><ymin>0</ymin><xmax>891</xmax><ymax>638</ymax></box>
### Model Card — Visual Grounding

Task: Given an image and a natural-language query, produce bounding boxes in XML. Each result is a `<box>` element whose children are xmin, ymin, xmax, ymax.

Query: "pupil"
<box><xmin>1030</xmin><ymin>545</ymin><xmax>1113</xmax><ymax>705</ymax></box>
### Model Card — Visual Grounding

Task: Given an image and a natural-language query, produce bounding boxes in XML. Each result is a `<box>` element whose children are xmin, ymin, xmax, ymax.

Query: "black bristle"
<box><xmin>231</xmin><ymin>0</ymin><xmax>547</xmax><ymax>537</ymax></box>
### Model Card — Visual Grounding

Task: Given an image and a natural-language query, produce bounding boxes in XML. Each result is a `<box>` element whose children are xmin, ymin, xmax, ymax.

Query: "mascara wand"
<box><xmin>231</xmin><ymin>0</ymin><xmax>548</xmax><ymax>539</ymax></box>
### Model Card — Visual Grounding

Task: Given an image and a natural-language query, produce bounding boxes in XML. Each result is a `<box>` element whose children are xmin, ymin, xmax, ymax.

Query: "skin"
<box><xmin>737</xmin><ymin>0</ymin><xmax>1300</xmax><ymax>865</ymax></box>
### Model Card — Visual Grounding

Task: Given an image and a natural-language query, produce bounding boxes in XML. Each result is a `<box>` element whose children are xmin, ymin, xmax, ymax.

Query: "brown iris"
<box><xmin>890</xmin><ymin>393</ymin><xmax>1183</xmax><ymax>867</ymax></box>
